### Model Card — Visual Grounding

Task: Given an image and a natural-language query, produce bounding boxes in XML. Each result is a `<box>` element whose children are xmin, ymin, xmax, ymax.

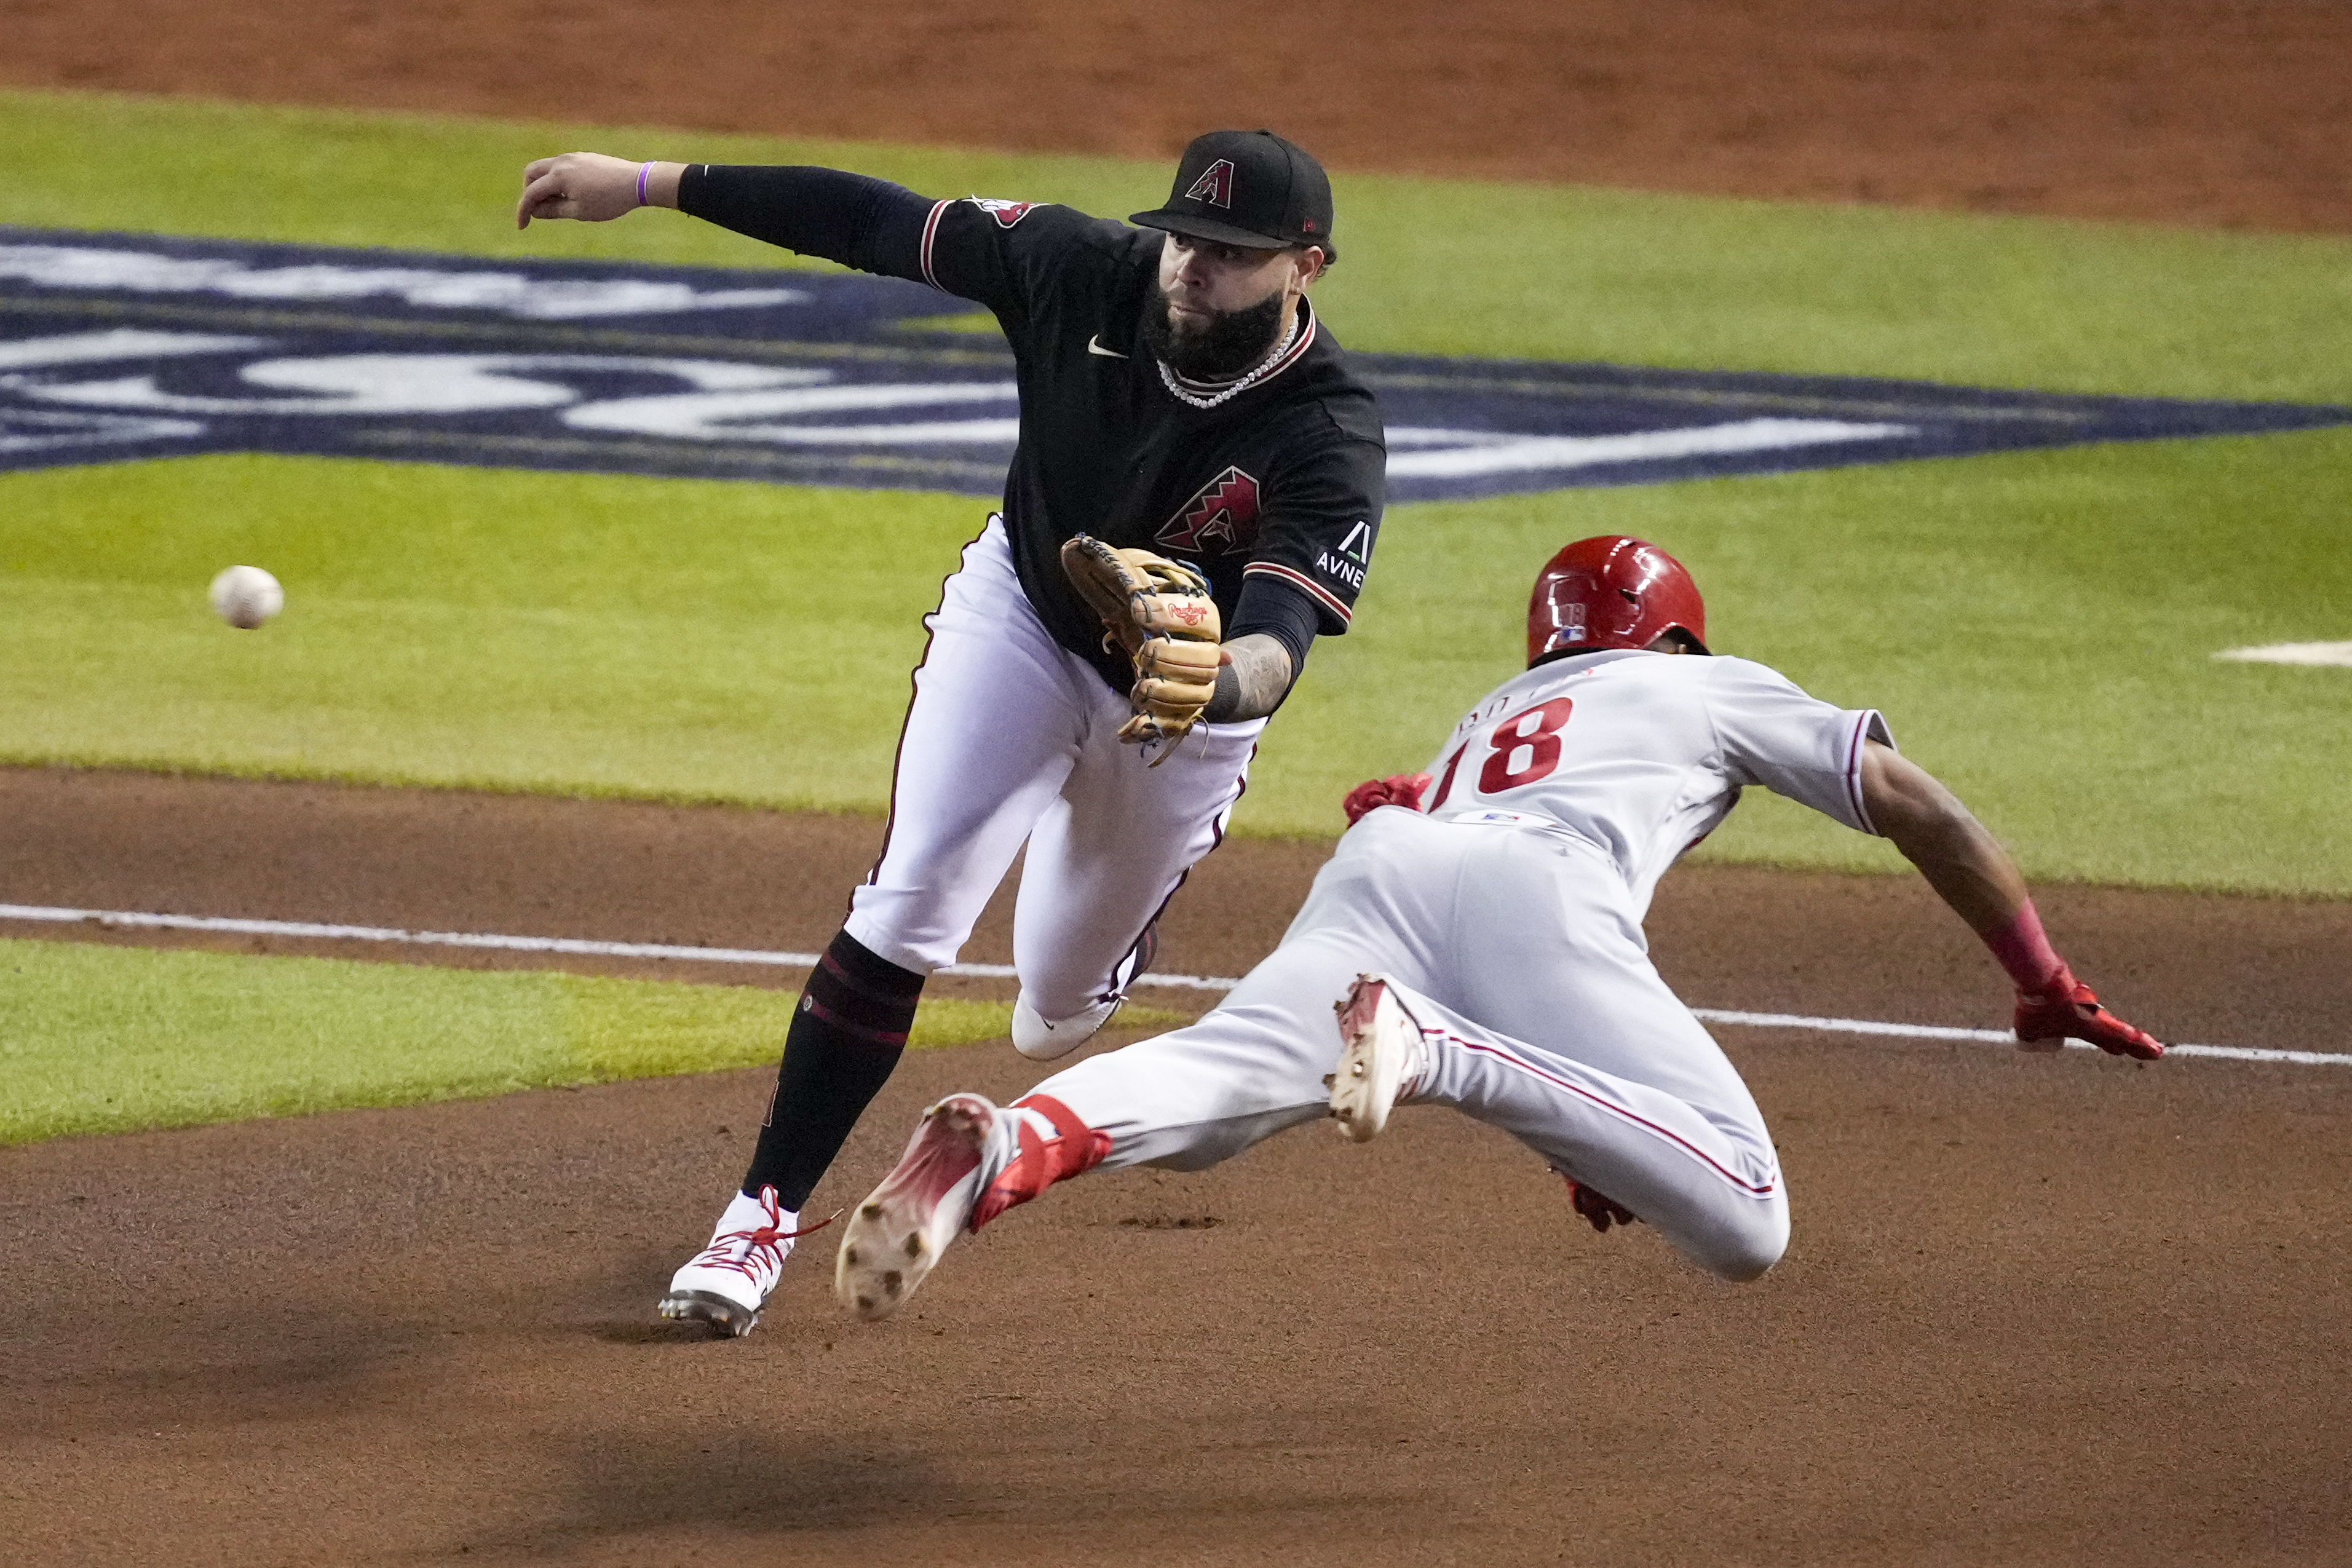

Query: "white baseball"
<box><xmin>208</xmin><ymin>564</ymin><xmax>284</xmax><ymax>630</ymax></box>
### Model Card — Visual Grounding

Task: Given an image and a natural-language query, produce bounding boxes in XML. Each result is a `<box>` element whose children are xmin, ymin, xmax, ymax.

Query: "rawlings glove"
<box><xmin>2014</xmin><ymin>965</ymin><xmax>2164</xmax><ymax>1059</ymax></box>
<box><xmin>1061</xmin><ymin>534</ymin><xmax>1222</xmax><ymax>756</ymax></box>
<box><xmin>1342</xmin><ymin>772</ymin><xmax>1432</xmax><ymax>826</ymax></box>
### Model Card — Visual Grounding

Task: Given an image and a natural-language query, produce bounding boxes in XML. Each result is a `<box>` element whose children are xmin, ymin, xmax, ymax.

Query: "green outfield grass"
<box><xmin>3</xmin><ymin>431</ymin><xmax>2345</xmax><ymax>893</ymax></box>
<box><xmin>8</xmin><ymin>90</ymin><xmax>2351</xmax><ymax>403</ymax></box>
<box><xmin>2</xmin><ymin>90</ymin><xmax>2347</xmax><ymax>896</ymax></box>
<box><xmin>0</xmin><ymin>936</ymin><xmax>1187</xmax><ymax>1144</ymax></box>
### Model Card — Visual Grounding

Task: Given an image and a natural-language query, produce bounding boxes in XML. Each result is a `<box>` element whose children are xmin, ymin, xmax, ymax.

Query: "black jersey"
<box><xmin>678</xmin><ymin>168</ymin><xmax>1387</xmax><ymax>694</ymax></box>
<box><xmin>916</xmin><ymin>199</ymin><xmax>1386</xmax><ymax>689</ymax></box>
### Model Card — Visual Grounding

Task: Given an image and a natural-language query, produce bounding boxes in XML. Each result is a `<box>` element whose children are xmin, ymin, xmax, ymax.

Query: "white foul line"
<box><xmin>0</xmin><ymin>902</ymin><xmax>1236</xmax><ymax>990</ymax></box>
<box><xmin>0</xmin><ymin>902</ymin><xmax>2337</xmax><ymax>1067</ymax></box>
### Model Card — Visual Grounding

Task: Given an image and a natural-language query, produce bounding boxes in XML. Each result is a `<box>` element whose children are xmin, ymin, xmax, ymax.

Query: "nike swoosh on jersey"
<box><xmin>1087</xmin><ymin>335</ymin><xmax>1128</xmax><ymax>359</ymax></box>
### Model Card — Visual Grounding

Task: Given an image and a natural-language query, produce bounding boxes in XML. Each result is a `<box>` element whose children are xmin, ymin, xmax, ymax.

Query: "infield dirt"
<box><xmin>4</xmin><ymin>3</ymin><xmax>2350</xmax><ymax>1561</ymax></box>
<box><xmin>4</xmin><ymin>769</ymin><xmax>2350</xmax><ymax>1564</ymax></box>
<box><xmin>6</xmin><ymin>0</ymin><xmax>2347</xmax><ymax>232</ymax></box>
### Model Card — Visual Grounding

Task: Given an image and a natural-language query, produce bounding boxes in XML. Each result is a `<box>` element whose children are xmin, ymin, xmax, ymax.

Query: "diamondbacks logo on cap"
<box><xmin>1183</xmin><ymin>159</ymin><xmax>1236</xmax><ymax>210</ymax></box>
<box><xmin>967</xmin><ymin>198</ymin><xmax>1039</xmax><ymax>228</ymax></box>
<box><xmin>1157</xmin><ymin>465</ymin><xmax>1261</xmax><ymax>553</ymax></box>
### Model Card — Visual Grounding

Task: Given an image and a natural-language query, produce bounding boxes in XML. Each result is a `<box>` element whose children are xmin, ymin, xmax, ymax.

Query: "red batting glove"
<box><xmin>2014</xmin><ymin>965</ymin><xmax>2164</xmax><ymax>1060</ymax></box>
<box><xmin>1342</xmin><ymin>772</ymin><xmax>1432</xmax><ymax>826</ymax></box>
<box><xmin>1557</xmin><ymin>1174</ymin><xmax>1641</xmax><ymax>1234</ymax></box>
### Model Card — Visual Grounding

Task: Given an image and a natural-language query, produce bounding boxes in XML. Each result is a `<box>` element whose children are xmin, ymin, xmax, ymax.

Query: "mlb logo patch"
<box><xmin>968</xmin><ymin>199</ymin><xmax>1039</xmax><ymax>229</ymax></box>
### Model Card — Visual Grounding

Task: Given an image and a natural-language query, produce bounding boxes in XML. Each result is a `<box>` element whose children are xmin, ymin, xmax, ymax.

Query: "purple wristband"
<box><xmin>636</xmin><ymin>161</ymin><xmax>654</xmax><ymax>208</ymax></box>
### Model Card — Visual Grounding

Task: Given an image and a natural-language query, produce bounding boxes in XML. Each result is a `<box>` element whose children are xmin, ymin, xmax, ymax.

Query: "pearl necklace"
<box><xmin>1155</xmin><ymin>308</ymin><xmax>1305</xmax><ymax>411</ymax></box>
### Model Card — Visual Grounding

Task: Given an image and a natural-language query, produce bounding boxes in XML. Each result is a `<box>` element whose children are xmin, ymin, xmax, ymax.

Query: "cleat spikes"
<box><xmin>1329</xmin><ymin>974</ymin><xmax>1417</xmax><ymax>1145</ymax></box>
<box><xmin>836</xmin><ymin>1092</ymin><xmax>998</xmax><ymax>1322</ymax></box>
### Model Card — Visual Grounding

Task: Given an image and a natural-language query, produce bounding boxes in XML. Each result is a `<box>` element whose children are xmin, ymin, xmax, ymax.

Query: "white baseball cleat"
<box><xmin>658</xmin><ymin>1185</ymin><xmax>806</xmax><ymax>1337</ymax></box>
<box><xmin>836</xmin><ymin>1093</ymin><xmax>1010</xmax><ymax>1321</ymax></box>
<box><xmin>1329</xmin><ymin>973</ymin><xmax>1429</xmax><ymax>1143</ymax></box>
<box><xmin>1010</xmin><ymin>993</ymin><xmax>1125</xmax><ymax>1061</ymax></box>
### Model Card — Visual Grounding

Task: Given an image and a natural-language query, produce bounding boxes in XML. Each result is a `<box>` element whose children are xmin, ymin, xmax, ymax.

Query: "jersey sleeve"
<box><xmin>677</xmin><ymin>165</ymin><xmax>934</xmax><ymax>280</ymax></box>
<box><xmin>1703</xmin><ymin>657</ymin><xmax>1895</xmax><ymax>833</ymax></box>
<box><xmin>1237</xmin><ymin>419</ymin><xmax>1387</xmax><ymax>635</ymax></box>
<box><xmin>914</xmin><ymin>198</ymin><xmax>1128</xmax><ymax>331</ymax></box>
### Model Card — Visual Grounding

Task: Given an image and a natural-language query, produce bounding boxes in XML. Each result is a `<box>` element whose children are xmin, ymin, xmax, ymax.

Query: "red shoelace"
<box><xmin>691</xmin><ymin>1189</ymin><xmax>838</xmax><ymax>1280</ymax></box>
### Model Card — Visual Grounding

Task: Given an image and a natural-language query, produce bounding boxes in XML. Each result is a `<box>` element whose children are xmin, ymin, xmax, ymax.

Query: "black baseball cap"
<box><xmin>1130</xmin><ymin>130</ymin><xmax>1337</xmax><ymax>261</ymax></box>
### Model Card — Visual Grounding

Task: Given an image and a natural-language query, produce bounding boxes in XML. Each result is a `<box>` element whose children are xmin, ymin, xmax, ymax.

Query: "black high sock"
<box><xmin>742</xmin><ymin>930</ymin><xmax>925</xmax><ymax>1211</ymax></box>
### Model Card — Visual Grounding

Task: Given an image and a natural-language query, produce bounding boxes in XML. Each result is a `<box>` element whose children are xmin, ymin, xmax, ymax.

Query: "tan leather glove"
<box><xmin>1060</xmin><ymin>534</ymin><xmax>1223</xmax><ymax>757</ymax></box>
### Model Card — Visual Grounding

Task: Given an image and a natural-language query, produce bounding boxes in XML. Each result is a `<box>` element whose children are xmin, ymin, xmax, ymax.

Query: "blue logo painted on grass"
<box><xmin>3</xmin><ymin>228</ymin><xmax>2345</xmax><ymax>501</ymax></box>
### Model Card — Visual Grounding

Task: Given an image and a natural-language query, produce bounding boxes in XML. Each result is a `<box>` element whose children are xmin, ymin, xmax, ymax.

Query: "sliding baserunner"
<box><xmin>833</xmin><ymin>535</ymin><xmax>2162</xmax><ymax>1317</ymax></box>
<box><xmin>517</xmin><ymin>130</ymin><xmax>1385</xmax><ymax>1335</ymax></box>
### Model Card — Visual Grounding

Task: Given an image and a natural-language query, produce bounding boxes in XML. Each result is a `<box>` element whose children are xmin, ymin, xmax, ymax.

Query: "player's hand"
<box><xmin>1342</xmin><ymin>772</ymin><xmax>1431</xmax><ymax>826</ymax></box>
<box><xmin>2014</xmin><ymin>966</ymin><xmax>2163</xmax><ymax>1059</ymax></box>
<box><xmin>517</xmin><ymin>153</ymin><xmax>651</xmax><ymax>228</ymax></box>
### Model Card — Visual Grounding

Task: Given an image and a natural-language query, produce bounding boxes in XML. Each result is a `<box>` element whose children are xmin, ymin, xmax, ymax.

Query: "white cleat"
<box><xmin>836</xmin><ymin>1094</ymin><xmax>1003</xmax><ymax>1321</ymax></box>
<box><xmin>1329</xmin><ymin>973</ymin><xmax>1428</xmax><ymax>1144</ymax></box>
<box><xmin>1010</xmin><ymin>993</ymin><xmax>1125</xmax><ymax>1061</ymax></box>
<box><xmin>658</xmin><ymin>1186</ymin><xmax>802</xmax><ymax>1337</ymax></box>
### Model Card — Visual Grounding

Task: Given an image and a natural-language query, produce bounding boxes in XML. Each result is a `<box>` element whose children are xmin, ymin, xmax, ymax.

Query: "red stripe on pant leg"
<box><xmin>1444</xmin><ymin>1033</ymin><xmax>1778</xmax><ymax>1197</ymax></box>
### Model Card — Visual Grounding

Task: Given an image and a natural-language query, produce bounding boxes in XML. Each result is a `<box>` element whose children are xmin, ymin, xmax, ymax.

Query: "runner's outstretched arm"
<box><xmin>1858</xmin><ymin>740</ymin><xmax>2161</xmax><ymax>1058</ymax></box>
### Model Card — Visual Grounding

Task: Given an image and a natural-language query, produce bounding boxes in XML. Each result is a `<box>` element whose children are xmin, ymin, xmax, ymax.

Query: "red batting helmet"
<box><xmin>1526</xmin><ymin>536</ymin><xmax>1709</xmax><ymax>667</ymax></box>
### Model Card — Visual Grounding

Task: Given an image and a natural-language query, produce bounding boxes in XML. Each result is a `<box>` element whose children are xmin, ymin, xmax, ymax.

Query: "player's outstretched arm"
<box><xmin>517</xmin><ymin>154</ymin><xmax>683</xmax><ymax>228</ymax></box>
<box><xmin>1858</xmin><ymin>740</ymin><xmax>2162</xmax><ymax>1059</ymax></box>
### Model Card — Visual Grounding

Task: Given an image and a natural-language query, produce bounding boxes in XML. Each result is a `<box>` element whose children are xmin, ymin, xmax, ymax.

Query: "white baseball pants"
<box><xmin>845</xmin><ymin>518</ymin><xmax>1265</xmax><ymax>1024</ymax></box>
<box><xmin>1022</xmin><ymin>807</ymin><xmax>1791</xmax><ymax>1280</ymax></box>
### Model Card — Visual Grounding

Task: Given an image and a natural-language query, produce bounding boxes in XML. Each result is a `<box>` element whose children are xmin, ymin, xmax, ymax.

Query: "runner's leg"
<box><xmin>1387</xmin><ymin>822</ymin><xmax>1789</xmax><ymax>1280</ymax></box>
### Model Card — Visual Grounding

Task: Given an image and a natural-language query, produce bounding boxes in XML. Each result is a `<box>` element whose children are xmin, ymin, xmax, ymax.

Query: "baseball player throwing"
<box><xmin>828</xmin><ymin>536</ymin><xmax>2163</xmax><ymax>1317</ymax></box>
<box><xmin>517</xmin><ymin>132</ymin><xmax>1386</xmax><ymax>1334</ymax></box>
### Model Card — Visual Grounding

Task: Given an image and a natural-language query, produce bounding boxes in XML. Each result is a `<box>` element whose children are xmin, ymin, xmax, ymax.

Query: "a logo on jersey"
<box><xmin>1184</xmin><ymin>159</ymin><xmax>1237</xmax><ymax>210</ymax></box>
<box><xmin>1315</xmin><ymin>547</ymin><xmax>1367</xmax><ymax>590</ymax></box>
<box><xmin>968</xmin><ymin>199</ymin><xmax>1039</xmax><ymax>229</ymax></box>
<box><xmin>1158</xmin><ymin>465</ymin><xmax>1261</xmax><ymax>553</ymax></box>
<box><xmin>1316</xmin><ymin>521</ymin><xmax>1374</xmax><ymax>587</ymax></box>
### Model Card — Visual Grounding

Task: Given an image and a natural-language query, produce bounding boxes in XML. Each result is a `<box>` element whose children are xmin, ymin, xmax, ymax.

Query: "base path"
<box><xmin>5</xmin><ymin>952</ymin><xmax>2350</xmax><ymax>1566</ymax></box>
<box><xmin>3</xmin><ymin>767</ymin><xmax>2345</xmax><ymax>1052</ymax></box>
<box><xmin>4</xmin><ymin>769</ymin><xmax>2351</xmax><ymax>1562</ymax></box>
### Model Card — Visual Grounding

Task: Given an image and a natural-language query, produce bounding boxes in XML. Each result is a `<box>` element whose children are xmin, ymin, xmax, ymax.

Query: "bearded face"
<box><xmin>1140</xmin><ymin>282</ymin><xmax>1287</xmax><ymax>382</ymax></box>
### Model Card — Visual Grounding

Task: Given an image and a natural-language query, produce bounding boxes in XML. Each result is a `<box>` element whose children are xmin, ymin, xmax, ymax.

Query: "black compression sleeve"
<box><xmin>676</xmin><ymin>165</ymin><xmax>933</xmax><ymax>280</ymax></box>
<box><xmin>1228</xmin><ymin>574</ymin><xmax>1321</xmax><ymax>683</ymax></box>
